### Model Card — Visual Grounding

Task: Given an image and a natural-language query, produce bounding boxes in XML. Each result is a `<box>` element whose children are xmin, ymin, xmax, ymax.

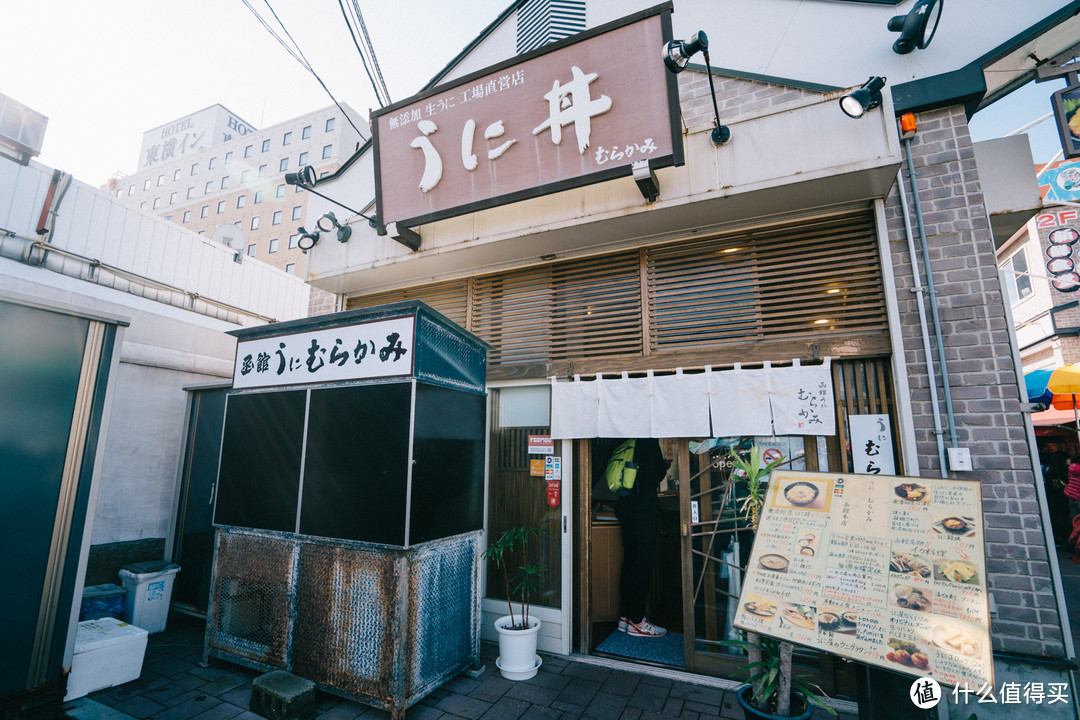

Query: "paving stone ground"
<box><xmin>65</xmin><ymin>612</ymin><xmax>857</xmax><ymax>720</ymax></box>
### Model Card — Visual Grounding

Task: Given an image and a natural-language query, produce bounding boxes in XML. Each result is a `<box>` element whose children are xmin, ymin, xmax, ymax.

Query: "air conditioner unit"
<box><xmin>0</xmin><ymin>92</ymin><xmax>48</xmax><ymax>164</ymax></box>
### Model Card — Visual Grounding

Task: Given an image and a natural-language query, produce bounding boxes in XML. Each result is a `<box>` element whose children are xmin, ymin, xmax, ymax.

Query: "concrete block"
<box><xmin>250</xmin><ymin>671</ymin><xmax>316</xmax><ymax>720</ymax></box>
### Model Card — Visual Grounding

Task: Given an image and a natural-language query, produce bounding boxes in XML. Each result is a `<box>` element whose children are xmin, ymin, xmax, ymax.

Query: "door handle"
<box><xmin>681</xmin><ymin>521</ymin><xmax>689</xmax><ymax>537</ymax></box>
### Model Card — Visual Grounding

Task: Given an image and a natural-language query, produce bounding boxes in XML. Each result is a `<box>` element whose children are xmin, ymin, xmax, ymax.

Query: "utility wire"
<box><xmin>352</xmin><ymin>0</ymin><xmax>391</xmax><ymax>105</ymax></box>
<box><xmin>337</xmin><ymin>0</ymin><xmax>390</xmax><ymax>107</ymax></box>
<box><xmin>241</xmin><ymin>0</ymin><xmax>368</xmax><ymax>141</ymax></box>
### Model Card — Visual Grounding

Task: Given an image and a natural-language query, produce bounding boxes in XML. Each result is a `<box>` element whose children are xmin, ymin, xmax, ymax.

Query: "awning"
<box><xmin>1031</xmin><ymin>407</ymin><xmax>1079</xmax><ymax>427</ymax></box>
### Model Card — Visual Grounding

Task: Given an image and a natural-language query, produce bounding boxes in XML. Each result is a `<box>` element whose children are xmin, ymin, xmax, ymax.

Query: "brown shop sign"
<box><xmin>372</xmin><ymin>5</ymin><xmax>683</xmax><ymax>230</ymax></box>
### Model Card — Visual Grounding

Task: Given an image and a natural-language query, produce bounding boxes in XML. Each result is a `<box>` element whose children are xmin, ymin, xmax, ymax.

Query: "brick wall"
<box><xmin>677</xmin><ymin>72</ymin><xmax>818</xmax><ymax>130</ymax></box>
<box><xmin>882</xmin><ymin>106</ymin><xmax>1064</xmax><ymax>658</ymax></box>
<box><xmin>307</xmin><ymin>284</ymin><xmax>339</xmax><ymax>317</ymax></box>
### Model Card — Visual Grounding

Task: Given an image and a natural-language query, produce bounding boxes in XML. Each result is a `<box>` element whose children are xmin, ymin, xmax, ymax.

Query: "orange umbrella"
<box><xmin>1047</xmin><ymin>365</ymin><xmax>1080</xmax><ymax>410</ymax></box>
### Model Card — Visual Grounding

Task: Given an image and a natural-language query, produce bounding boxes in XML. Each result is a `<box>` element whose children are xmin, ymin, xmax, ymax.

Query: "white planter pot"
<box><xmin>494</xmin><ymin>615</ymin><xmax>542</xmax><ymax>680</ymax></box>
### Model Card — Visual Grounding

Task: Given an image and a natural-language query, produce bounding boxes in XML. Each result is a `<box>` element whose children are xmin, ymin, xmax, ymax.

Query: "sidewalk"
<box><xmin>64</xmin><ymin>612</ymin><xmax>856</xmax><ymax>720</ymax></box>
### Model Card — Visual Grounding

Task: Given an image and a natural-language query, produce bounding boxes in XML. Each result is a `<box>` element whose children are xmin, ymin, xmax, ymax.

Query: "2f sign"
<box><xmin>1037</xmin><ymin>209</ymin><xmax>1080</xmax><ymax>227</ymax></box>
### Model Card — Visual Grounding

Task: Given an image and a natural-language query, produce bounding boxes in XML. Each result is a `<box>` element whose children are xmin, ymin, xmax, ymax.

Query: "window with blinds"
<box><xmin>346</xmin><ymin>209</ymin><xmax>888</xmax><ymax>372</ymax></box>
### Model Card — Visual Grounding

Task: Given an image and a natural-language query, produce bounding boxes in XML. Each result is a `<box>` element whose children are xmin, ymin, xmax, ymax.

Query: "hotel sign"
<box><xmin>372</xmin><ymin>4</ymin><xmax>682</xmax><ymax>231</ymax></box>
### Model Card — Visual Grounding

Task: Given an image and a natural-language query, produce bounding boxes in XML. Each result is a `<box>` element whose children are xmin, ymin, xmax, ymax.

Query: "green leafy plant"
<box><xmin>483</xmin><ymin>525</ymin><xmax>547</xmax><ymax>630</ymax></box>
<box><xmin>731</xmin><ymin>445</ymin><xmax>787</xmax><ymax>530</ymax></box>
<box><xmin>725</xmin><ymin>634</ymin><xmax>837</xmax><ymax>717</ymax></box>
<box><xmin>726</xmin><ymin>446</ymin><xmax>835</xmax><ymax>717</ymax></box>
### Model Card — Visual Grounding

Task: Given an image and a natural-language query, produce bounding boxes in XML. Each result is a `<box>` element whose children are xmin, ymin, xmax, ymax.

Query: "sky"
<box><xmin>2</xmin><ymin>0</ymin><xmax>1072</xmax><ymax>187</ymax></box>
<box><xmin>4</xmin><ymin>0</ymin><xmax>510</xmax><ymax>186</ymax></box>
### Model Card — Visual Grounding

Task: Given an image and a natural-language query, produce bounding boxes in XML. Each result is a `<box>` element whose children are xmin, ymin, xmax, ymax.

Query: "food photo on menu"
<box><xmin>889</xmin><ymin>550</ymin><xmax>932</xmax><ymax>578</ymax></box>
<box><xmin>817</xmin><ymin>607</ymin><xmax>858</xmax><ymax>635</ymax></box>
<box><xmin>770</xmin><ymin>477</ymin><xmax>833</xmax><ymax>512</ymax></box>
<box><xmin>931</xmin><ymin>513</ymin><xmax>977</xmax><ymax>537</ymax></box>
<box><xmin>892</xmin><ymin>582</ymin><xmax>933</xmax><ymax>612</ymax></box>
<box><xmin>778</xmin><ymin>602</ymin><xmax>817</xmax><ymax>631</ymax></box>
<box><xmin>934</xmin><ymin>558</ymin><xmax>979</xmax><ymax>585</ymax></box>
<box><xmin>893</xmin><ymin>481</ymin><xmax>930</xmax><ymax>502</ymax></box>
<box><xmin>758</xmin><ymin>552</ymin><xmax>790</xmax><ymax>574</ymax></box>
<box><xmin>885</xmin><ymin>637</ymin><xmax>931</xmax><ymax>673</ymax></box>
<box><xmin>742</xmin><ymin>592</ymin><xmax>778</xmax><ymax>620</ymax></box>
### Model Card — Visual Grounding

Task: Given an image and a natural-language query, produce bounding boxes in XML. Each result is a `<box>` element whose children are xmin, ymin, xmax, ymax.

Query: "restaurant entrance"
<box><xmin>578</xmin><ymin>357</ymin><xmax>898</xmax><ymax>701</ymax></box>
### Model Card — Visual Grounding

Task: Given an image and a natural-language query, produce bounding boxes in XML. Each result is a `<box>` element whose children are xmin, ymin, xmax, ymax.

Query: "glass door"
<box><xmin>483</xmin><ymin>384</ymin><xmax>571</xmax><ymax>654</ymax></box>
<box><xmin>677</xmin><ymin>436</ymin><xmax>860</xmax><ymax>698</ymax></box>
<box><xmin>677</xmin><ymin>438</ymin><xmax>755</xmax><ymax>676</ymax></box>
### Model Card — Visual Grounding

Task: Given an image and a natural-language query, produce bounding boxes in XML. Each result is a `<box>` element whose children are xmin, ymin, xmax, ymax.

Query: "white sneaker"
<box><xmin>627</xmin><ymin>617</ymin><xmax>667</xmax><ymax>637</ymax></box>
<box><xmin>618</xmin><ymin>617</ymin><xmax>628</xmax><ymax>632</ymax></box>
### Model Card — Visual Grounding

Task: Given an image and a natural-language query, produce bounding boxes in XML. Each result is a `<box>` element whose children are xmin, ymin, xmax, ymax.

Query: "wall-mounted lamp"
<box><xmin>285</xmin><ymin>165</ymin><xmax>378</xmax><ymax>228</ymax></box>
<box><xmin>632</xmin><ymin>160</ymin><xmax>660</xmax><ymax>203</ymax></box>
<box><xmin>840</xmin><ymin>76</ymin><xmax>887</xmax><ymax>119</ymax></box>
<box><xmin>385</xmin><ymin>222</ymin><xmax>421</xmax><ymax>252</ymax></box>
<box><xmin>887</xmin><ymin>0</ymin><xmax>943</xmax><ymax>55</ymax></box>
<box><xmin>662</xmin><ymin>30</ymin><xmax>731</xmax><ymax>146</ymax></box>
<box><xmin>296</xmin><ymin>226</ymin><xmax>320</xmax><ymax>252</ymax></box>
<box><xmin>316</xmin><ymin>211</ymin><xmax>352</xmax><ymax>243</ymax></box>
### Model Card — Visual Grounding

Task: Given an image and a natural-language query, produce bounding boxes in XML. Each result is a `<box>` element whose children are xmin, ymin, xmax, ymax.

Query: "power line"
<box><xmin>337</xmin><ymin>0</ymin><xmax>390</xmax><ymax>108</ymax></box>
<box><xmin>241</xmin><ymin>0</ymin><xmax>369</xmax><ymax>140</ymax></box>
<box><xmin>352</xmin><ymin>1</ymin><xmax>391</xmax><ymax>105</ymax></box>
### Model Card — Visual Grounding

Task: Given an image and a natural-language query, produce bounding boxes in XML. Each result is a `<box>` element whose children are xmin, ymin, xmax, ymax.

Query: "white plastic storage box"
<box><xmin>119</xmin><ymin>561</ymin><xmax>180</xmax><ymax>633</ymax></box>
<box><xmin>65</xmin><ymin>617</ymin><xmax>148</xmax><ymax>700</ymax></box>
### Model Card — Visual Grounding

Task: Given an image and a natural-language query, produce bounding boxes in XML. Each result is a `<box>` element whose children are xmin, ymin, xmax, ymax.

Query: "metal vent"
<box><xmin>517</xmin><ymin>0</ymin><xmax>586</xmax><ymax>54</ymax></box>
<box><xmin>0</xmin><ymin>93</ymin><xmax>48</xmax><ymax>163</ymax></box>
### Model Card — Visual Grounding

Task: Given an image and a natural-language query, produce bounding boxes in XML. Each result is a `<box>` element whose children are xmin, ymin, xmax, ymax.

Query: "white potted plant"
<box><xmin>484</xmin><ymin>525</ymin><xmax>546</xmax><ymax>680</ymax></box>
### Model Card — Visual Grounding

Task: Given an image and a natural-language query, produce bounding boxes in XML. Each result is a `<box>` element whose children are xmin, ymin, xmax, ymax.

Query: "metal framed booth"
<box><xmin>203</xmin><ymin>301</ymin><xmax>489</xmax><ymax>719</ymax></box>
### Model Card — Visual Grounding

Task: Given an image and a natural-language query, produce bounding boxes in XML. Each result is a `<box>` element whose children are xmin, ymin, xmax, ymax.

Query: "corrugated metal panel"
<box><xmin>516</xmin><ymin>0</ymin><xmax>587</xmax><ymax>54</ymax></box>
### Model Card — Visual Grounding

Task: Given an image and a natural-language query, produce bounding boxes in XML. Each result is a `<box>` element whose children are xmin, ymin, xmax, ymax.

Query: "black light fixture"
<box><xmin>632</xmin><ymin>160</ymin><xmax>659</xmax><ymax>203</ymax></box>
<box><xmin>285</xmin><ymin>165</ymin><xmax>378</xmax><ymax>228</ymax></box>
<box><xmin>840</xmin><ymin>76</ymin><xmax>887</xmax><ymax>119</ymax></box>
<box><xmin>385</xmin><ymin>222</ymin><xmax>421</xmax><ymax>252</ymax></box>
<box><xmin>296</xmin><ymin>226</ymin><xmax>320</xmax><ymax>252</ymax></box>
<box><xmin>662</xmin><ymin>30</ymin><xmax>731</xmax><ymax>146</ymax></box>
<box><xmin>316</xmin><ymin>211</ymin><xmax>352</xmax><ymax>243</ymax></box>
<box><xmin>888</xmin><ymin>0</ymin><xmax>943</xmax><ymax>55</ymax></box>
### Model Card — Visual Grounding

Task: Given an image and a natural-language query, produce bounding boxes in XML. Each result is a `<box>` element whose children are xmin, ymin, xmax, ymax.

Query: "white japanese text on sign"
<box><xmin>232</xmin><ymin>316</ymin><xmax>415</xmax><ymax>389</ymax></box>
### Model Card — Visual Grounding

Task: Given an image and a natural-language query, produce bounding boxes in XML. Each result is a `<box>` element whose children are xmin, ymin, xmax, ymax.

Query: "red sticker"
<box><xmin>547</xmin><ymin>479</ymin><xmax>561</xmax><ymax>508</ymax></box>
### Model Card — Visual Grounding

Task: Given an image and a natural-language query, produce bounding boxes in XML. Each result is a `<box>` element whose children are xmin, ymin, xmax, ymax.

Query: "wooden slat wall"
<box><xmin>346</xmin><ymin>209</ymin><xmax>888</xmax><ymax>372</ymax></box>
<box><xmin>829</xmin><ymin>357</ymin><xmax>901</xmax><ymax>474</ymax></box>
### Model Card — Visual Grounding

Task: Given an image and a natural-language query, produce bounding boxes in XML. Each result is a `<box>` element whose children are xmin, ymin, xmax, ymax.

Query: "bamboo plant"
<box><xmin>483</xmin><ymin>525</ymin><xmax>547</xmax><ymax>630</ymax></box>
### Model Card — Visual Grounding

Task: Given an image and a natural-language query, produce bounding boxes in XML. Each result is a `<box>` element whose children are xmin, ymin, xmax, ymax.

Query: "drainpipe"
<box><xmin>896</xmin><ymin>143</ymin><xmax>949</xmax><ymax>477</ymax></box>
<box><xmin>902</xmin><ymin>135</ymin><xmax>959</xmax><ymax>474</ymax></box>
<box><xmin>30</xmin><ymin>169</ymin><xmax>72</xmax><ymax>265</ymax></box>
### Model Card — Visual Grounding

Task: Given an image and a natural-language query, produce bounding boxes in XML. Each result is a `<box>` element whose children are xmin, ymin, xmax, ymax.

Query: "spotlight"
<box><xmin>840</xmin><ymin>76</ymin><xmax>887</xmax><ymax>119</ymax></box>
<box><xmin>662</xmin><ymin>30</ymin><xmax>731</xmax><ymax>146</ymax></box>
<box><xmin>296</xmin><ymin>226</ymin><xmax>320</xmax><ymax>251</ymax></box>
<box><xmin>888</xmin><ymin>0</ymin><xmax>943</xmax><ymax>55</ymax></box>
<box><xmin>315</xmin><ymin>211</ymin><xmax>352</xmax><ymax>243</ymax></box>
<box><xmin>284</xmin><ymin>165</ymin><xmax>317</xmax><ymax>187</ymax></box>
<box><xmin>662</xmin><ymin>30</ymin><xmax>708</xmax><ymax>74</ymax></box>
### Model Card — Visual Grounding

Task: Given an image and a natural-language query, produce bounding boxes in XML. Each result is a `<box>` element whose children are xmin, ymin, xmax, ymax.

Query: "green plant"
<box><xmin>483</xmin><ymin>525</ymin><xmax>546</xmax><ymax>630</ymax></box>
<box><xmin>725</xmin><ymin>634</ymin><xmax>837</xmax><ymax>717</ymax></box>
<box><xmin>726</xmin><ymin>446</ymin><xmax>835</xmax><ymax>717</ymax></box>
<box><xmin>730</xmin><ymin>445</ymin><xmax>786</xmax><ymax>530</ymax></box>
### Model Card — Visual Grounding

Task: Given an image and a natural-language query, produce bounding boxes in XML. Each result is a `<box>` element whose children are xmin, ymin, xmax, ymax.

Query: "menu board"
<box><xmin>733</xmin><ymin>470</ymin><xmax>993</xmax><ymax>690</ymax></box>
